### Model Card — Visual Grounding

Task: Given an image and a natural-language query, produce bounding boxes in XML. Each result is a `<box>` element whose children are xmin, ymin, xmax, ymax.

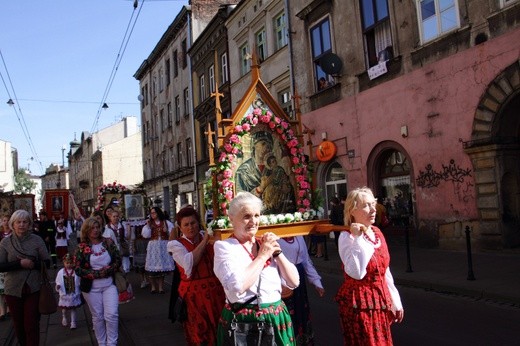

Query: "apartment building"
<box><xmin>135</xmin><ymin>1</ymin><xmax>237</xmax><ymax>216</ymax></box>
<box><xmin>191</xmin><ymin>4</ymin><xmax>237</xmax><ymax>217</ymax></box>
<box><xmin>0</xmin><ymin>139</ymin><xmax>15</xmax><ymax>193</ymax></box>
<box><xmin>226</xmin><ymin>0</ymin><xmax>292</xmax><ymax>116</ymax></box>
<box><xmin>289</xmin><ymin>0</ymin><xmax>520</xmax><ymax>250</ymax></box>
<box><xmin>69</xmin><ymin>116</ymin><xmax>142</xmax><ymax>214</ymax></box>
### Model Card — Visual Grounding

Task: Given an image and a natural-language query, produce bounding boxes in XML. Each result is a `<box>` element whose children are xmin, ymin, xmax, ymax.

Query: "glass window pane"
<box><xmin>311</xmin><ymin>26</ymin><xmax>321</xmax><ymax>57</ymax></box>
<box><xmin>375</xmin><ymin>0</ymin><xmax>389</xmax><ymax>21</ymax></box>
<box><xmin>439</xmin><ymin>0</ymin><xmax>454</xmax><ymax>11</ymax></box>
<box><xmin>321</xmin><ymin>20</ymin><xmax>331</xmax><ymax>52</ymax></box>
<box><xmin>421</xmin><ymin>0</ymin><xmax>436</xmax><ymax>21</ymax></box>
<box><xmin>440</xmin><ymin>7</ymin><xmax>457</xmax><ymax>32</ymax></box>
<box><xmin>422</xmin><ymin>15</ymin><xmax>438</xmax><ymax>41</ymax></box>
<box><xmin>361</xmin><ymin>0</ymin><xmax>375</xmax><ymax>28</ymax></box>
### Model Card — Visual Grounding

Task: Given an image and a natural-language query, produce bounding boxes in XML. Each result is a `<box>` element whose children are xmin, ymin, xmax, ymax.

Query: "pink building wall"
<box><xmin>303</xmin><ymin>27</ymin><xmax>520</xmax><ymax>224</ymax></box>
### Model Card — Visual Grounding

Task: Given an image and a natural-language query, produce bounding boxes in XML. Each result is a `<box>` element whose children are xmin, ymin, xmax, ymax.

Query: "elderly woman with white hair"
<box><xmin>0</xmin><ymin>209</ymin><xmax>50</xmax><ymax>346</ymax></box>
<box><xmin>213</xmin><ymin>191</ymin><xmax>300</xmax><ymax>345</ymax></box>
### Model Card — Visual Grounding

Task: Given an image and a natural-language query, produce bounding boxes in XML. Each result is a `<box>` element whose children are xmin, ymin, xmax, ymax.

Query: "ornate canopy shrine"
<box><xmin>206</xmin><ymin>53</ymin><xmax>343</xmax><ymax>239</ymax></box>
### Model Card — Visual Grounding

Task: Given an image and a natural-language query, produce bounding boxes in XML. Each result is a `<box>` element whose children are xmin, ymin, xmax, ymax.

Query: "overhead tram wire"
<box><xmin>0</xmin><ymin>49</ymin><xmax>44</xmax><ymax>174</ymax></box>
<box><xmin>90</xmin><ymin>0</ymin><xmax>146</xmax><ymax>134</ymax></box>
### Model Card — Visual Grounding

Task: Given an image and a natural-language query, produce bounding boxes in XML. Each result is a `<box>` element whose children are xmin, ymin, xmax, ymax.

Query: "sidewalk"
<box><xmin>2</xmin><ymin>240</ymin><xmax>519</xmax><ymax>345</ymax></box>
<box><xmin>312</xmin><ymin>238</ymin><xmax>520</xmax><ymax>306</ymax></box>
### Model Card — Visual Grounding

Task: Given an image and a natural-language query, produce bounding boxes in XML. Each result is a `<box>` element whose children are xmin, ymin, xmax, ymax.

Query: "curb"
<box><xmin>395</xmin><ymin>278</ymin><xmax>520</xmax><ymax>307</ymax></box>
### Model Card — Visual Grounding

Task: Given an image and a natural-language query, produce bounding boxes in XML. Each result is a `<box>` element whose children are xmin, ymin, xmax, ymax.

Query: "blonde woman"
<box><xmin>335</xmin><ymin>187</ymin><xmax>404</xmax><ymax>345</ymax></box>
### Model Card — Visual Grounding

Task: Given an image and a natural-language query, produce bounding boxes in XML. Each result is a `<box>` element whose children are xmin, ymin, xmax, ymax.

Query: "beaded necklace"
<box><xmin>362</xmin><ymin>230</ymin><xmax>381</xmax><ymax>246</ymax></box>
<box><xmin>232</xmin><ymin>235</ymin><xmax>271</xmax><ymax>268</ymax></box>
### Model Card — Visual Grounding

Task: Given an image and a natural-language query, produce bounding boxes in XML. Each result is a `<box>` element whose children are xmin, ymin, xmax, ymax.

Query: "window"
<box><xmin>502</xmin><ymin>0</ymin><xmax>519</xmax><ymax>7</ymax></box>
<box><xmin>209</xmin><ymin>65</ymin><xmax>215</xmax><ymax>94</ymax></box>
<box><xmin>166</xmin><ymin>59</ymin><xmax>171</xmax><ymax>85</ymax></box>
<box><xmin>177</xmin><ymin>142</ymin><xmax>183</xmax><ymax>167</ymax></box>
<box><xmin>181</xmin><ymin>39</ymin><xmax>187</xmax><ymax>69</ymax></box>
<box><xmin>310</xmin><ymin>18</ymin><xmax>334</xmax><ymax>91</ymax></box>
<box><xmin>159</xmin><ymin>68</ymin><xmax>164</xmax><ymax>92</ymax></box>
<box><xmin>200</xmin><ymin>74</ymin><xmax>206</xmax><ymax>102</ymax></box>
<box><xmin>140</xmin><ymin>86</ymin><xmax>145</xmax><ymax>108</ymax></box>
<box><xmin>144</xmin><ymin>84</ymin><xmax>149</xmax><ymax>105</ymax></box>
<box><xmin>160</xmin><ymin>108</ymin><xmax>165</xmax><ymax>132</ymax></box>
<box><xmin>152</xmin><ymin>74</ymin><xmax>157</xmax><ymax>98</ymax></box>
<box><xmin>274</xmin><ymin>12</ymin><xmax>288</xmax><ymax>50</ymax></box>
<box><xmin>256</xmin><ymin>28</ymin><xmax>267</xmax><ymax>62</ymax></box>
<box><xmin>240</xmin><ymin>43</ymin><xmax>250</xmax><ymax>76</ymax></box>
<box><xmin>186</xmin><ymin>138</ymin><xmax>192</xmax><ymax>167</ymax></box>
<box><xmin>167</xmin><ymin>102</ymin><xmax>172</xmax><ymax>127</ymax></box>
<box><xmin>200</xmin><ymin>124</ymin><xmax>208</xmax><ymax>160</ymax></box>
<box><xmin>173</xmin><ymin>50</ymin><xmax>179</xmax><ymax>77</ymax></box>
<box><xmin>184</xmin><ymin>88</ymin><xmax>190</xmax><ymax>116</ymax></box>
<box><xmin>417</xmin><ymin>0</ymin><xmax>459</xmax><ymax>43</ymax></box>
<box><xmin>278</xmin><ymin>88</ymin><xmax>292</xmax><ymax>116</ymax></box>
<box><xmin>169</xmin><ymin>147</ymin><xmax>175</xmax><ymax>171</ymax></box>
<box><xmin>221</xmin><ymin>53</ymin><xmax>228</xmax><ymax>84</ymax></box>
<box><xmin>175</xmin><ymin>96</ymin><xmax>180</xmax><ymax>123</ymax></box>
<box><xmin>360</xmin><ymin>0</ymin><xmax>392</xmax><ymax>68</ymax></box>
<box><xmin>161</xmin><ymin>151</ymin><xmax>166</xmax><ymax>174</ymax></box>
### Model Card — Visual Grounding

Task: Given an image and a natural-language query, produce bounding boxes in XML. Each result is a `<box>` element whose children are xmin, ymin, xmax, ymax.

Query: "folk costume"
<box><xmin>280</xmin><ymin>236</ymin><xmax>323</xmax><ymax>345</ymax></box>
<box><xmin>55</xmin><ymin>224</ymin><xmax>70</xmax><ymax>260</ymax></box>
<box><xmin>335</xmin><ymin>226</ymin><xmax>402</xmax><ymax>346</ymax></box>
<box><xmin>75</xmin><ymin>239</ymin><xmax>121</xmax><ymax>346</ymax></box>
<box><xmin>214</xmin><ymin>237</ymin><xmax>296</xmax><ymax>346</ymax></box>
<box><xmin>168</xmin><ymin>231</ymin><xmax>225</xmax><ymax>345</ymax></box>
<box><xmin>55</xmin><ymin>264</ymin><xmax>82</xmax><ymax>329</ymax></box>
<box><xmin>141</xmin><ymin>219</ymin><xmax>175</xmax><ymax>276</ymax></box>
<box><xmin>103</xmin><ymin>222</ymin><xmax>131</xmax><ymax>273</ymax></box>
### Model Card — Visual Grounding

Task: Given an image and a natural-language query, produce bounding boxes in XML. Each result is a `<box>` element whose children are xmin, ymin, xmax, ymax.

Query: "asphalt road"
<box><xmin>308</xmin><ymin>271</ymin><xmax>520</xmax><ymax>346</ymax></box>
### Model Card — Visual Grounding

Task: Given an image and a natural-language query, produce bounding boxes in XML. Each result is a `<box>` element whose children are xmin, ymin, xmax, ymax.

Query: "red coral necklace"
<box><xmin>232</xmin><ymin>235</ymin><xmax>271</xmax><ymax>268</ymax></box>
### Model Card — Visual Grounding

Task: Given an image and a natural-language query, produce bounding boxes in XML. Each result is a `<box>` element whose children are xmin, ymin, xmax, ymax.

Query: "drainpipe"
<box><xmin>284</xmin><ymin>0</ymin><xmax>296</xmax><ymax>120</ymax></box>
<box><xmin>186</xmin><ymin>8</ymin><xmax>199</xmax><ymax>209</ymax></box>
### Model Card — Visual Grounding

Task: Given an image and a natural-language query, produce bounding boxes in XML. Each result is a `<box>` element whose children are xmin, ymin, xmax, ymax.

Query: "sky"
<box><xmin>0</xmin><ymin>0</ymin><xmax>187</xmax><ymax>176</ymax></box>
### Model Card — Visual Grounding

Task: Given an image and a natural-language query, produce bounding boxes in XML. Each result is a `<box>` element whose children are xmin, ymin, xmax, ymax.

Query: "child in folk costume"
<box><xmin>55</xmin><ymin>254</ymin><xmax>82</xmax><ymax>329</ymax></box>
<box><xmin>55</xmin><ymin>219</ymin><xmax>71</xmax><ymax>261</ymax></box>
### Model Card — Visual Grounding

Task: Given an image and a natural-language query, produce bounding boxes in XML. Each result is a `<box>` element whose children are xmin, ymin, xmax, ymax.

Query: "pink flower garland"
<box><xmin>212</xmin><ymin>106</ymin><xmax>311</xmax><ymax>216</ymax></box>
<box><xmin>95</xmin><ymin>182</ymin><xmax>126</xmax><ymax>211</ymax></box>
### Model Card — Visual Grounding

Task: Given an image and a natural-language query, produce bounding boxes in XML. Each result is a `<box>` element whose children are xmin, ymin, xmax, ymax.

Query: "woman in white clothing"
<box><xmin>141</xmin><ymin>207</ymin><xmax>175</xmax><ymax>293</ymax></box>
<box><xmin>335</xmin><ymin>187</ymin><xmax>404</xmax><ymax>345</ymax></box>
<box><xmin>213</xmin><ymin>192</ymin><xmax>300</xmax><ymax>345</ymax></box>
<box><xmin>75</xmin><ymin>217</ymin><xmax>121</xmax><ymax>346</ymax></box>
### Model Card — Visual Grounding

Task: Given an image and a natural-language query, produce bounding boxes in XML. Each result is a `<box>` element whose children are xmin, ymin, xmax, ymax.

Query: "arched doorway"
<box><xmin>465</xmin><ymin>61</ymin><xmax>520</xmax><ymax>249</ymax></box>
<box><xmin>367</xmin><ymin>142</ymin><xmax>415</xmax><ymax>234</ymax></box>
<box><xmin>323</xmin><ymin>161</ymin><xmax>347</xmax><ymax>211</ymax></box>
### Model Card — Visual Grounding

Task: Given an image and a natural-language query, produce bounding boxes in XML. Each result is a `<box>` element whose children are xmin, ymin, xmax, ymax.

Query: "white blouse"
<box><xmin>141</xmin><ymin>220</ymin><xmax>174</xmax><ymax>240</ymax></box>
<box><xmin>213</xmin><ymin>238</ymin><xmax>283</xmax><ymax>304</ymax></box>
<box><xmin>166</xmin><ymin>231</ymin><xmax>205</xmax><ymax>278</ymax></box>
<box><xmin>338</xmin><ymin>230</ymin><xmax>403</xmax><ymax>311</ymax></box>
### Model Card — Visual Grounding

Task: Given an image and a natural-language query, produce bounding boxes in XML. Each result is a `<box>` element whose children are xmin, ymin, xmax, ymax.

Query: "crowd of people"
<box><xmin>0</xmin><ymin>185</ymin><xmax>404</xmax><ymax>346</ymax></box>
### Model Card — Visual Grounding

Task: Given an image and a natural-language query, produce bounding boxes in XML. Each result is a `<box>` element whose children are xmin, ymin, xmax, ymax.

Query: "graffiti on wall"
<box><xmin>416</xmin><ymin>159</ymin><xmax>472</xmax><ymax>188</ymax></box>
